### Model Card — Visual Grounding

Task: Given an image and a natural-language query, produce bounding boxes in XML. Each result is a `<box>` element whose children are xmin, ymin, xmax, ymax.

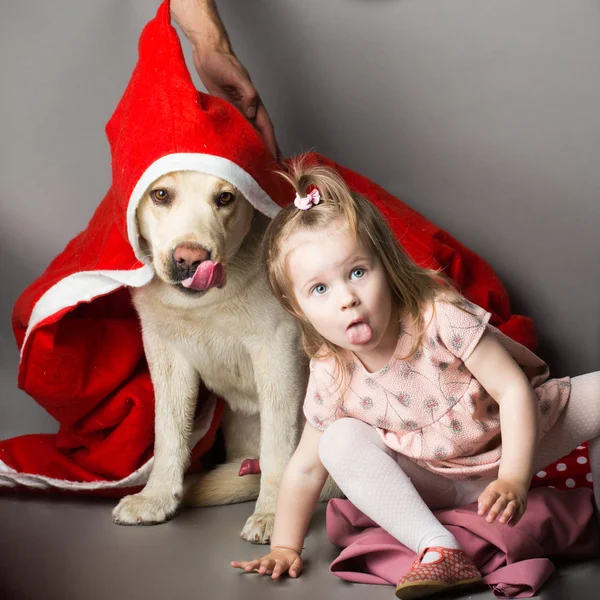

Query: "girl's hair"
<box><xmin>262</xmin><ymin>154</ymin><xmax>462</xmax><ymax>378</ymax></box>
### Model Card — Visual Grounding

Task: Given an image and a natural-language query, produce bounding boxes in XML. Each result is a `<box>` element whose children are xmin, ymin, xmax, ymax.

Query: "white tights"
<box><xmin>318</xmin><ymin>372</ymin><xmax>600</xmax><ymax>555</ymax></box>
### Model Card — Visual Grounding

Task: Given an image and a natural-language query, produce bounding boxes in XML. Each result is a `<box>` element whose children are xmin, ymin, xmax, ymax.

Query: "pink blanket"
<box><xmin>326</xmin><ymin>488</ymin><xmax>599</xmax><ymax>598</ymax></box>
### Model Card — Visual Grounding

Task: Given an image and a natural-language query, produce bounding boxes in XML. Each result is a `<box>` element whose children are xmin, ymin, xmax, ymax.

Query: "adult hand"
<box><xmin>477</xmin><ymin>478</ymin><xmax>528</xmax><ymax>526</ymax></box>
<box><xmin>192</xmin><ymin>46</ymin><xmax>279</xmax><ymax>158</ymax></box>
<box><xmin>171</xmin><ymin>0</ymin><xmax>280</xmax><ymax>158</ymax></box>
<box><xmin>231</xmin><ymin>547</ymin><xmax>303</xmax><ymax>580</ymax></box>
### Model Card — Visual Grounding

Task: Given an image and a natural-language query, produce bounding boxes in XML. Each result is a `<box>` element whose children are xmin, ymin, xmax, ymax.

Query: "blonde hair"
<box><xmin>263</xmin><ymin>155</ymin><xmax>462</xmax><ymax>380</ymax></box>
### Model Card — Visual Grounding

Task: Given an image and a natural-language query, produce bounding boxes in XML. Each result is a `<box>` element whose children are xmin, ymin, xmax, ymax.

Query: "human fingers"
<box><xmin>234</xmin><ymin>77</ymin><xmax>259</xmax><ymax>120</ymax></box>
<box><xmin>254</xmin><ymin>102</ymin><xmax>278</xmax><ymax>157</ymax></box>
<box><xmin>193</xmin><ymin>50</ymin><xmax>258</xmax><ymax>119</ymax></box>
<box><xmin>230</xmin><ymin>558</ymin><xmax>261</xmax><ymax>572</ymax></box>
<box><xmin>507</xmin><ymin>499</ymin><xmax>527</xmax><ymax>527</ymax></box>
<box><xmin>257</xmin><ymin>558</ymin><xmax>277</xmax><ymax>575</ymax></box>
<box><xmin>271</xmin><ymin>559</ymin><xmax>292</xmax><ymax>580</ymax></box>
<box><xmin>498</xmin><ymin>500</ymin><xmax>517</xmax><ymax>525</ymax></box>
<box><xmin>477</xmin><ymin>489</ymin><xmax>499</xmax><ymax>517</ymax></box>
<box><xmin>486</xmin><ymin>495</ymin><xmax>509</xmax><ymax>523</ymax></box>
<box><xmin>242</xmin><ymin>558</ymin><xmax>263</xmax><ymax>572</ymax></box>
<box><xmin>288</xmin><ymin>557</ymin><xmax>304</xmax><ymax>579</ymax></box>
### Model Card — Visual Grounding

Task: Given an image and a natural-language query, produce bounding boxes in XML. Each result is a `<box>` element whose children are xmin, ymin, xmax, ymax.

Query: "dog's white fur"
<box><xmin>111</xmin><ymin>171</ymin><xmax>337</xmax><ymax>543</ymax></box>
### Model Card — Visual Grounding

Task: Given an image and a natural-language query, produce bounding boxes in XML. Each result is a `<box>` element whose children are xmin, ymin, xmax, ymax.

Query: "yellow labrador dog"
<box><xmin>111</xmin><ymin>171</ymin><xmax>337</xmax><ymax>543</ymax></box>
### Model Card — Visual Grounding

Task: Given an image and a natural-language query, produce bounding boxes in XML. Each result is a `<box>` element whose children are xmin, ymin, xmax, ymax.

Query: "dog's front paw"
<box><xmin>241</xmin><ymin>512</ymin><xmax>275</xmax><ymax>544</ymax></box>
<box><xmin>112</xmin><ymin>492</ymin><xmax>179</xmax><ymax>525</ymax></box>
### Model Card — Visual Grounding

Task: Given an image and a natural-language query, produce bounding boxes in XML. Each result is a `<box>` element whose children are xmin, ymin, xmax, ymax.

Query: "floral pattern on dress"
<box><xmin>303</xmin><ymin>298</ymin><xmax>571</xmax><ymax>480</ymax></box>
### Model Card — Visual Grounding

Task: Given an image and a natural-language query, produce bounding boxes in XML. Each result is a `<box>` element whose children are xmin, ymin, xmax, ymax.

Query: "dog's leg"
<box><xmin>222</xmin><ymin>406</ymin><xmax>262</xmax><ymax>459</ymax></box>
<box><xmin>240</xmin><ymin>326</ymin><xmax>305</xmax><ymax>544</ymax></box>
<box><xmin>112</xmin><ymin>328</ymin><xmax>199</xmax><ymax>525</ymax></box>
<box><xmin>183</xmin><ymin>408</ymin><xmax>261</xmax><ymax>507</ymax></box>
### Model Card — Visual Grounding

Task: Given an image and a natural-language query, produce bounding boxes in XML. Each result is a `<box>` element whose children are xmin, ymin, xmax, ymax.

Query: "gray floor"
<box><xmin>0</xmin><ymin>493</ymin><xmax>598</xmax><ymax>600</ymax></box>
<box><xmin>0</xmin><ymin>348</ymin><xmax>599</xmax><ymax>599</ymax></box>
<box><xmin>2</xmin><ymin>2</ymin><xmax>599</xmax><ymax>598</ymax></box>
<box><xmin>0</xmin><ymin>335</ymin><xmax>599</xmax><ymax>600</ymax></box>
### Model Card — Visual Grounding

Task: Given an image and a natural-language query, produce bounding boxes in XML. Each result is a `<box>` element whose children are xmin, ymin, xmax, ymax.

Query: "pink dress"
<box><xmin>303</xmin><ymin>298</ymin><xmax>570</xmax><ymax>480</ymax></box>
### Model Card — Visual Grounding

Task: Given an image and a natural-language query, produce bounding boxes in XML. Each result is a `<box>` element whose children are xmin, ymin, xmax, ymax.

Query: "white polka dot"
<box><xmin>577</xmin><ymin>446</ymin><xmax>586</xmax><ymax>450</ymax></box>
<box><xmin>586</xmin><ymin>473</ymin><xmax>593</xmax><ymax>483</ymax></box>
<box><xmin>548</xmin><ymin>485</ymin><xmax>556</xmax><ymax>489</ymax></box>
<box><xmin>565</xmin><ymin>479</ymin><xmax>576</xmax><ymax>488</ymax></box>
<box><xmin>577</xmin><ymin>456</ymin><xmax>588</xmax><ymax>465</ymax></box>
<box><xmin>556</xmin><ymin>463</ymin><xmax>567</xmax><ymax>472</ymax></box>
<box><xmin>536</xmin><ymin>471</ymin><xmax>547</xmax><ymax>478</ymax></box>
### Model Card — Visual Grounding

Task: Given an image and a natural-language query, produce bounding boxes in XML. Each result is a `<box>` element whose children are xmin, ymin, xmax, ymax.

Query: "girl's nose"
<box><xmin>340</xmin><ymin>287</ymin><xmax>360</xmax><ymax>310</ymax></box>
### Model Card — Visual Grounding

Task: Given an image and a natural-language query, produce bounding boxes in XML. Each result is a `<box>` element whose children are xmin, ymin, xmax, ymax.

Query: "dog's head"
<box><xmin>136</xmin><ymin>171</ymin><xmax>256</xmax><ymax>295</ymax></box>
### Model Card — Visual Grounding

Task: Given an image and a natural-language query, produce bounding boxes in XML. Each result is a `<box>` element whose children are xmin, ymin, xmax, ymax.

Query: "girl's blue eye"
<box><xmin>312</xmin><ymin>284</ymin><xmax>327</xmax><ymax>295</ymax></box>
<box><xmin>351</xmin><ymin>268</ymin><xmax>365</xmax><ymax>279</ymax></box>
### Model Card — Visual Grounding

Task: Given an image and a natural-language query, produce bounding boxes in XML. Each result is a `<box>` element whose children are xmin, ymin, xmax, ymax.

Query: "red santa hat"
<box><xmin>2</xmin><ymin>1</ymin><xmax>589</xmax><ymax>494</ymax></box>
<box><xmin>1</xmin><ymin>0</ymin><xmax>289</xmax><ymax>493</ymax></box>
<box><xmin>21</xmin><ymin>0</ymin><xmax>288</xmax><ymax>354</ymax></box>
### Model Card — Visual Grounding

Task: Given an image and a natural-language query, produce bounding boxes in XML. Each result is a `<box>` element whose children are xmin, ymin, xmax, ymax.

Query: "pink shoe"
<box><xmin>395</xmin><ymin>547</ymin><xmax>482</xmax><ymax>599</ymax></box>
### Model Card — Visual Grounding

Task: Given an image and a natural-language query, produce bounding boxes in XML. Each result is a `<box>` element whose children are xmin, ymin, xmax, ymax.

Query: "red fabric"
<box><xmin>531</xmin><ymin>443</ymin><xmax>592</xmax><ymax>491</ymax></box>
<box><xmin>1</xmin><ymin>0</ymin><xmax>589</xmax><ymax>492</ymax></box>
<box><xmin>1</xmin><ymin>0</ymin><xmax>278</xmax><ymax>491</ymax></box>
<box><xmin>3</xmin><ymin>143</ymin><xmax>548</xmax><ymax>491</ymax></box>
<box><xmin>106</xmin><ymin>2</ymin><xmax>287</xmax><ymax>222</ymax></box>
<box><xmin>327</xmin><ymin>489</ymin><xmax>599</xmax><ymax>597</ymax></box>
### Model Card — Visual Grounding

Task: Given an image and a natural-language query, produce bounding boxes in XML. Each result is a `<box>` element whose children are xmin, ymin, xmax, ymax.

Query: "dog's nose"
<box><xmin>172</xmin><ymin>243</ymin><xmax>210</xmax><ymax>271</ymax></box>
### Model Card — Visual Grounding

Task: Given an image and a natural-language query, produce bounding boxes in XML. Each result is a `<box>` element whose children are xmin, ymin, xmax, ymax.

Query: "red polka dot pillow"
<box><xmin>531</xmin><ymin>443</ymin><xmax>592</xmax><ymax>491</ymax></box>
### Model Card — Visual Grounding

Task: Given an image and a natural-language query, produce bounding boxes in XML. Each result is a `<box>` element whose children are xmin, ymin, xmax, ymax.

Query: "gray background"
<box><xmin>1</xmin><ymin>2</ymin><xmax>599</xmax><ymax>435</ymax></box>
<box><xmin>0</xmin><ymin>2</ymin><xmax>599</xmax><ymax>599</ymax></box>
<box><xmin>0</xmin><ymin>0</ymin><xmax>600</xmax><ymax>436</ymax></box>
<box><xmin>2</xmin><ymin>0</ymin><xmax>598</xmax><ymax>439</ymax></box>
<box><xmin>2</xmin><ymin>0</ymin><xmax>600</xmax><ymax>438</ymax></box>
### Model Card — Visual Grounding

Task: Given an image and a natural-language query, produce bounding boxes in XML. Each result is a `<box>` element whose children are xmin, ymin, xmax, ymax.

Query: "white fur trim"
<box><xmin>21</xmin><ymin>265</ymin><xmax>154</xmax><ymax>360</ymax></box>
<box><xmin>126</xmin><ymin>153</ymin><xmax>282</xmax><ymax>261</ymax></box>
<box><xmin>21</xmin><ymin>154</ymin><xmax>280</xmax><ymax>363</ymax></box>
<box><xmin>0</xmin><ymin>395</ymin><xmax>216</xmax><ymax>491</ymax></box>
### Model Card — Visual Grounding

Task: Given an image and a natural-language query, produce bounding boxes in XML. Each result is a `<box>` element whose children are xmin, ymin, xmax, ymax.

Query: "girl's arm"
<box><xmin>464</xmin><ymin>330</ymin><xmax>539</xmax><ymax>525</ymax></box>
<box><xmin>231</xmin><ymin>421</ymin><xmax>328</xmax><ymax>579</ymax></box>
<box><xmin>270</xmin><ymin>421</ymin><xmax>328</xmax><ymax>553</ymax></box>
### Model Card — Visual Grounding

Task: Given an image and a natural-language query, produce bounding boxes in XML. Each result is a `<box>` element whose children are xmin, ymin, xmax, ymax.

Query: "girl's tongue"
<box><xmin>346</xmin><ymin>322</ymin><xmax>373</xmax><ymax>345</ymax></box>
<box><xmin>181</xmin><ymin>261</ymin><xmax>225</xmax><ymax>291</ymax></box>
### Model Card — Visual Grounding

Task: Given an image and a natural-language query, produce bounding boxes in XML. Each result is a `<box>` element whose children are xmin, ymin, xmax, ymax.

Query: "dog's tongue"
<box><xmin>181</xmin><ymin>261</ymin><xmax>224</xmax><ymax>291</ymax></box>
<box><xmin>347</xmin><ymin>322</ymin><xmax>373</xmax><ymax>345</ymax></box>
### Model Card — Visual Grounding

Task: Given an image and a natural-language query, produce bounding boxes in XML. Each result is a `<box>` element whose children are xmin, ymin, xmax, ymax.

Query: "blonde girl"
<box><xmin>231</xmin><ymin>158</ymin><xmax>600</xmax><ymax>599</ymax></box>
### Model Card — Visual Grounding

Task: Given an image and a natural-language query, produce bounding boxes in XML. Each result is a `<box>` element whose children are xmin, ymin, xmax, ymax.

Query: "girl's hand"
<box><xmin>230</xmin><ymin>547</ymin><xmax>303</xmax><ymax>580</ymax></box>
<box><xmin>477</xmin><ymin>478</ymin><xmax>528</xmax><ymax>526</ymax></box>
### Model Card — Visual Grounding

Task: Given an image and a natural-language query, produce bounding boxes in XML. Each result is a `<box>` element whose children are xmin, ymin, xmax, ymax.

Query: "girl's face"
<box><xmin>282</xmin><ymin>221</ymin><xmax>400</xmax><ymax>371</ymax></box>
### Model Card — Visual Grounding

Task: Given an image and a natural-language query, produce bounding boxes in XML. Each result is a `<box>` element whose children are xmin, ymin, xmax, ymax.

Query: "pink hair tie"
<box><xmin>294</xmin><ymin>187</ymin><xmax>321</xmax><ymax>210</ymax></box>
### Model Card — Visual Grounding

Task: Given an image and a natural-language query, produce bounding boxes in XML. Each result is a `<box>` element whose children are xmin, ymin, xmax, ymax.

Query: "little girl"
<box><xmin>231</xmin><ymin>159</ymin><xmax>600</xmax><ymax>599</ymax></box>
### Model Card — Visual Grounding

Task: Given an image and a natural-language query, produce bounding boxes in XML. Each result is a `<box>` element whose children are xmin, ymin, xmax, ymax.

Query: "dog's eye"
<box><xmin>216</xmin><ymin>191</ymin><xmax>235</xmax><ymax>207</ymax></box>
<box><xmin>150</xmin><ymin>188</ymin><xmax>170</xmax><ymax>204</ymax></box>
